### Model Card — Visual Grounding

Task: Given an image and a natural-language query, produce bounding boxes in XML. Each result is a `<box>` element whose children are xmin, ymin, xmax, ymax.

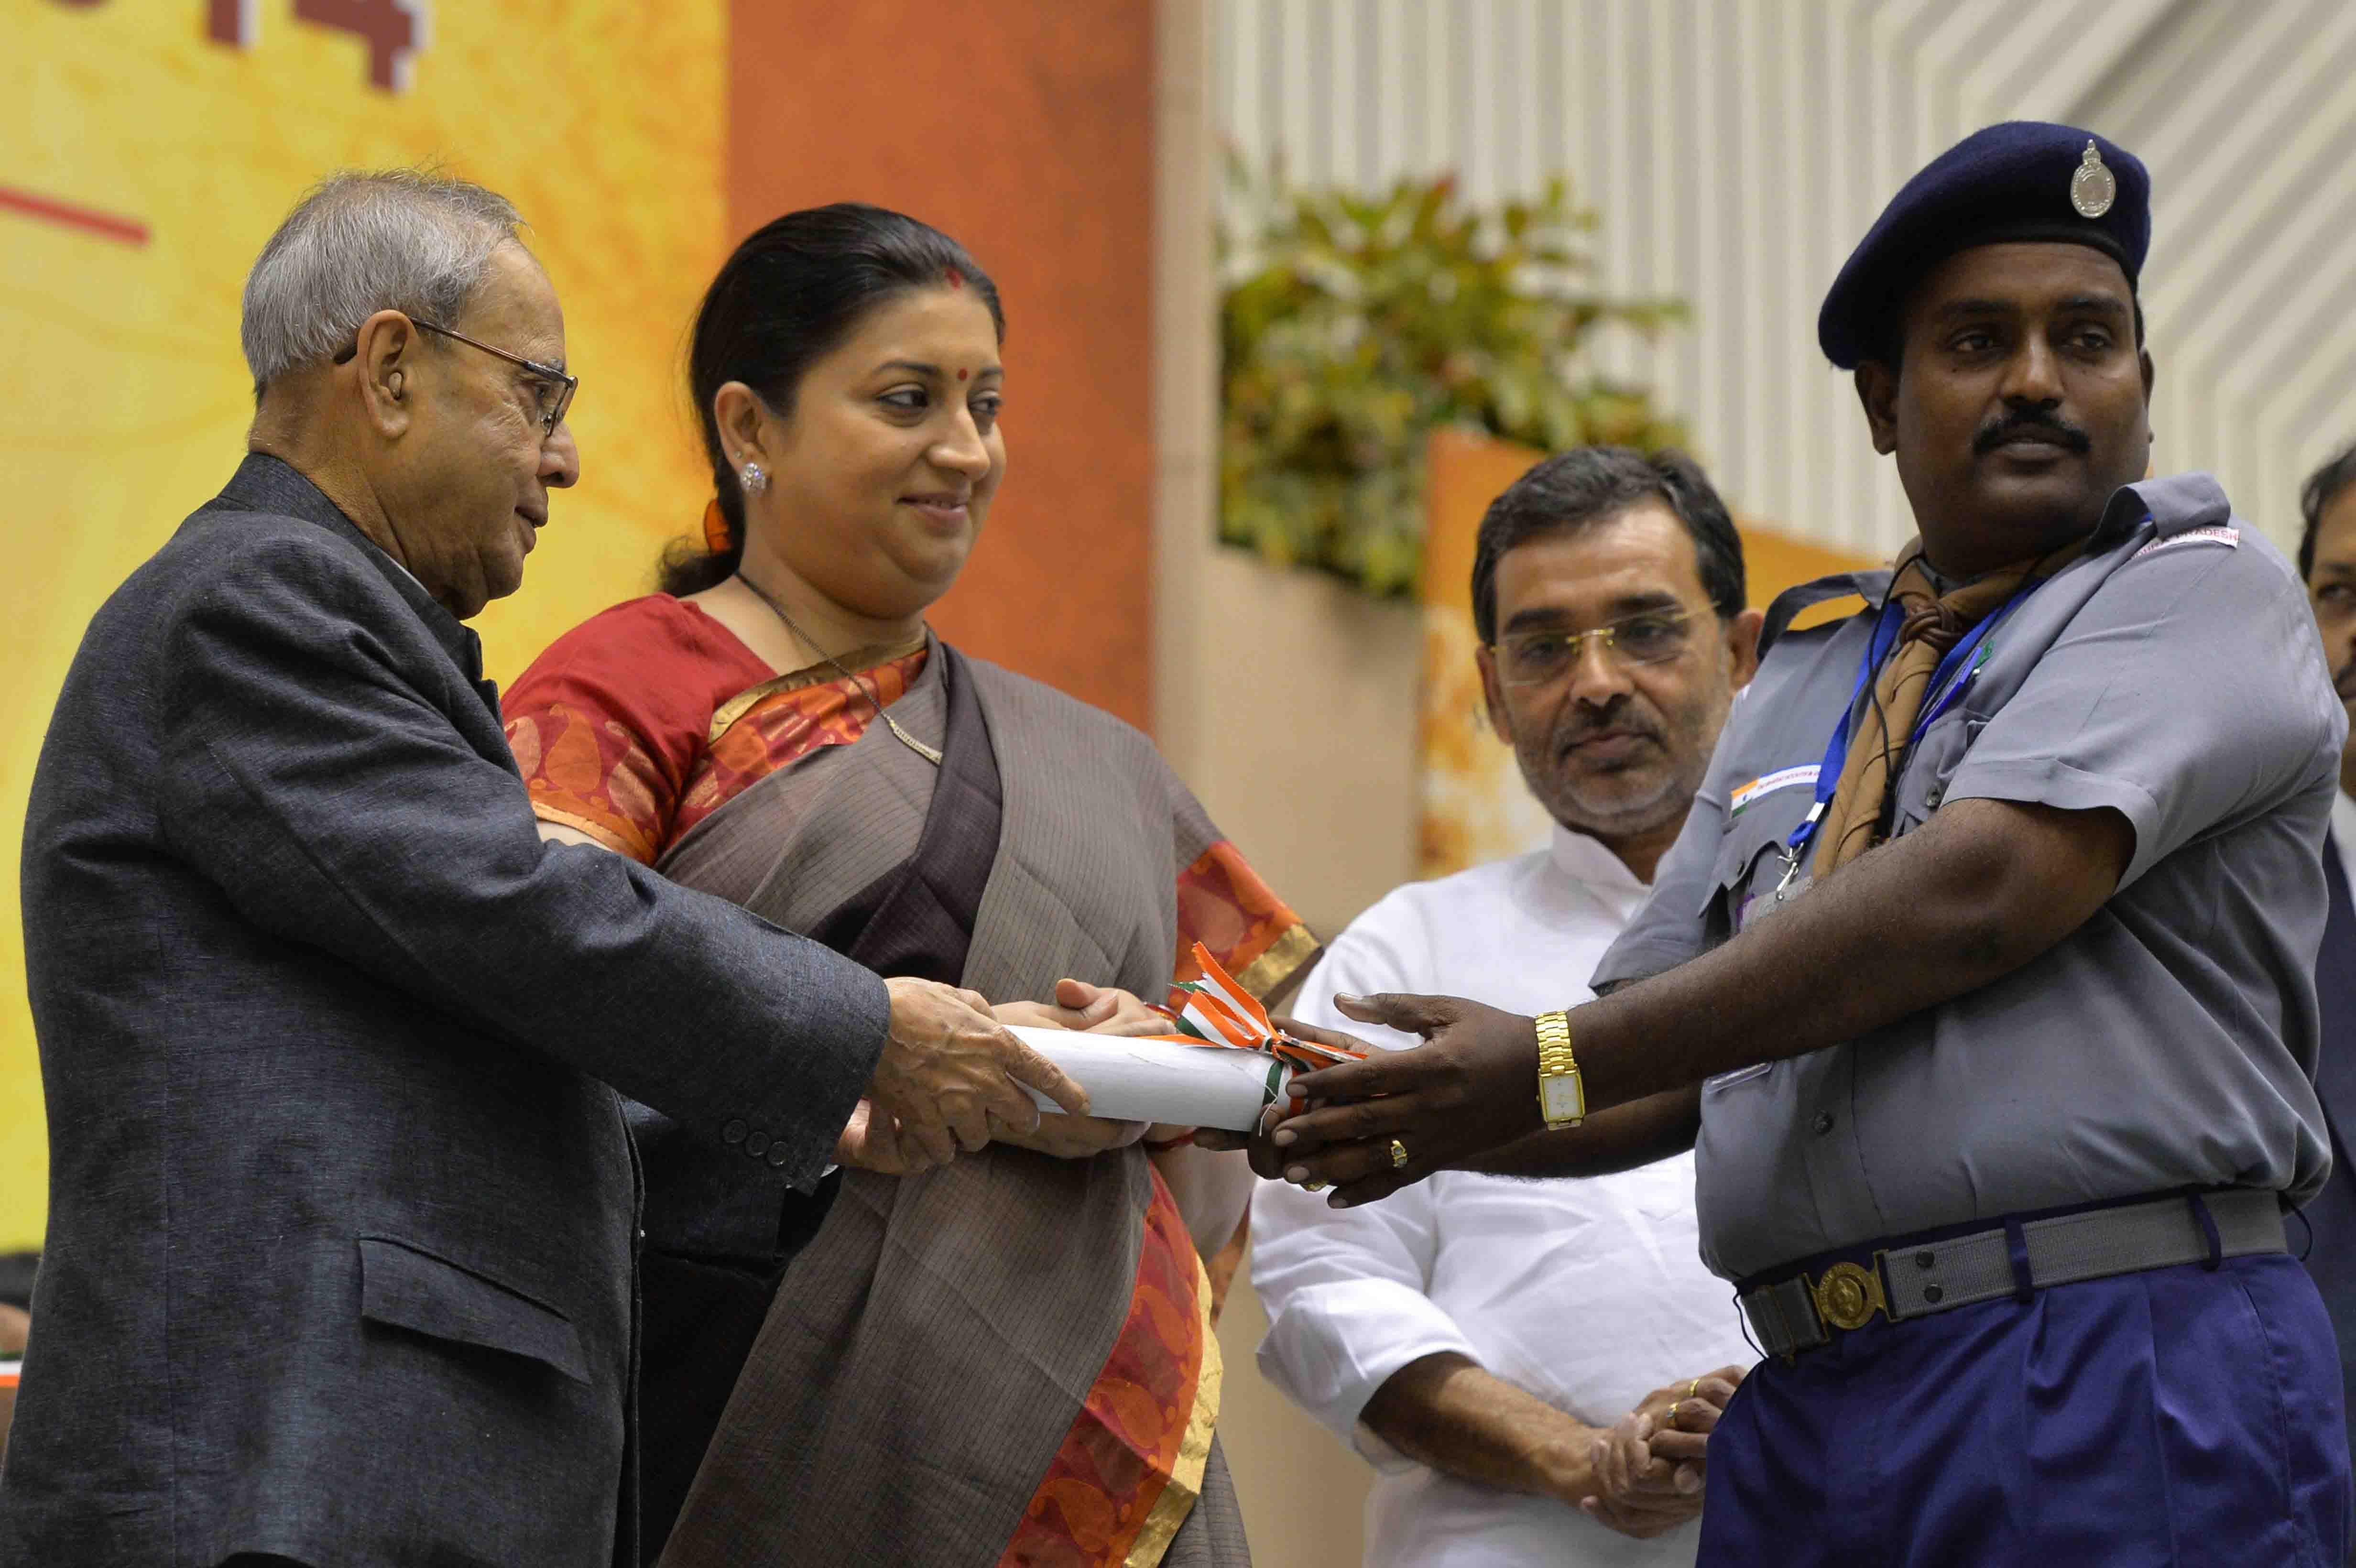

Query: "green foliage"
<box><xmin>1219</xmin><ymin>160</ymin><xmax>1688</xmax><ymax>596</ymax></box>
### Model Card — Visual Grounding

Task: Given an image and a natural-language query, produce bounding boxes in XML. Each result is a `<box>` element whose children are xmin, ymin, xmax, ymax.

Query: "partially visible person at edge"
<box><xmin>1249</xmin><ymin>446</ymin><xmax>1757</xmax><ymax>1566</ymax></box>
<box><xmin>1228</xmin><ymin>123</ymin><xmax>2353</xmax><ymax>1564</ymax></box>
<box><xmin>0</xmin><ymin>1252</ymin><xmax>27</xmax><ymax>1466</ymax></box>
<box><xmin>499</xmin><ymin>203</ymin><xmax>1313</xmax><ymax>1568</ymax></box>
<box><xmin>0</xmin><ymin>172</ymin><xmax>1085</xmax><ymax>1568</ymax></box>
<box><xmin>2297</xmin><ymin>439</ymin><xmax>2356</xmax><ymax>1503</ymax></box>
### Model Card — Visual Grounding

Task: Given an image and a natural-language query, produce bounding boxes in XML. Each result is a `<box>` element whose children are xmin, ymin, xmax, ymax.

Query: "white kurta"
<box><xmin>1250</xmin><ymin>826</ymin><xmax>1757</xmax><ymax>1568</ymax></box>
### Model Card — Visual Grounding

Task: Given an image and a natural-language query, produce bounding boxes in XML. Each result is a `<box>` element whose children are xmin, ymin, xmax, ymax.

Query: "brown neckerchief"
<box><xmin>1812</xmin><ymin>534</ymin><xmax>2090</xmax><ymax>876</ymax></box>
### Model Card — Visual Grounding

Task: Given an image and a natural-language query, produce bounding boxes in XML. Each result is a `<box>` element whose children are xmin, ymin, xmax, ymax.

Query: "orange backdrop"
<box><xmin>728</xmin><ymin>0</ymin><xmax>1157</xmax><ymax>730</ymax></box>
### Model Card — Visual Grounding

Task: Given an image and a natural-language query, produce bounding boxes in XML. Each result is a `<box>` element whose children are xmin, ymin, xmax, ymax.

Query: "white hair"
<box><xmin>240</xmin><ymin>169</ymin><xmax>524</xmax><ymax>396</ymax></box>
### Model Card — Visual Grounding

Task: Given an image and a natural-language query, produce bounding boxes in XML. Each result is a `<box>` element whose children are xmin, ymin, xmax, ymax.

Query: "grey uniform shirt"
<box><xmin>1593</xmin><ymin>473</ymin><xmax>2344</xmax><ymax>1282</ymax></box>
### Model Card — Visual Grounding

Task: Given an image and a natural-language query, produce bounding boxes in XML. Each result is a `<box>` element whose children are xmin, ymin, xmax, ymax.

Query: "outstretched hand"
<box><xmin>869</xmin><ymin>978</ymin><xmax>1090</xmax><ymax>1166</ymax></box>
<box><xmin>985</xmin><ymin>982</ymin><xmax>1162</xmax><ymax>1158</ymax></box>
<box><xmin>1256</xmin><ymin>992</ymin><xmax>1547</xmax><ymax>1207</ymax></box>
<box><xmin>1189</xmin><ymin>1015</ymin><xmax>1378</xmax><ymax>1167</ymax></box>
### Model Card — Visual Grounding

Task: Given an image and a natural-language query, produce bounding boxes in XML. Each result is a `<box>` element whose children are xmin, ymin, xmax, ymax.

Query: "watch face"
<box><xmin>1540</xmin><ymin>1075</ymin><xmax>1584</xmax><ymax>1122</ymax></box>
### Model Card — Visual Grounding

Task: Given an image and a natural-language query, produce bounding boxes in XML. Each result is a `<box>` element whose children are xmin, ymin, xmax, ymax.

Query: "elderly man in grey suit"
<box><xmin>0</xmin><ymin>169</ymin><xmax>1088</xmax><ymax>1568</ymax></box>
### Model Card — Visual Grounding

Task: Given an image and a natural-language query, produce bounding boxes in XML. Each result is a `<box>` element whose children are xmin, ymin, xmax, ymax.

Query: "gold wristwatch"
<box><xmin>1535</xmin><ymin>1010</ymin><xmax>1585</xmax><ymax>1129</ymax></box>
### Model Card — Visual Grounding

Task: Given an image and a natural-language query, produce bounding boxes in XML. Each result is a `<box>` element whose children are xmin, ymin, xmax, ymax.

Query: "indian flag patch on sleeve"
<box><xmin>1730</xmin><ymin>764</ymin><xmax>1820</xmax><ymax>816</ymax></box>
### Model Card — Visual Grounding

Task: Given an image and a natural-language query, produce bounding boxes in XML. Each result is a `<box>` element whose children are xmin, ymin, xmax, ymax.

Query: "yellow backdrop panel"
<box><xmin>0</xmin><ymin>0</ymin><xmax>729</xmax><ymax>1250</ymax></box>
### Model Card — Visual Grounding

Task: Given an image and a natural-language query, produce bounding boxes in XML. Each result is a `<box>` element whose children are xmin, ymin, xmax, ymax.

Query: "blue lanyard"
<box><xmin>1778</xmin><ymin>581</ymin><xmax>2038</xmax><ymax>878</ymax></box>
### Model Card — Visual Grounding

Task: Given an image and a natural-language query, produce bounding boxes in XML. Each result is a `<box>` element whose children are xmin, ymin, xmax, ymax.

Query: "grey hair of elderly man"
<box><xmin>241</xmin><ymin>169</ymin><xmax>580</xmax><ymax>621</ymax></box>
<box><xmin>242</xmin><ymin>172</ymin><xmax>523</xmax><ymax>394</ymax></box>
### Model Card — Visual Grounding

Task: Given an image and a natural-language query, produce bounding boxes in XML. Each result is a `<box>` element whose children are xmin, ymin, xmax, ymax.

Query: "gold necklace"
<box><xmin>734</xmin><ymin>573</ymin><xmax>943</xmax><ymax>767</ymax></box>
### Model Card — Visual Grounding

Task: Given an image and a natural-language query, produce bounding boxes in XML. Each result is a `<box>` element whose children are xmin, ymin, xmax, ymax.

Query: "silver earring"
<box><xmin>740</xmin><ymin>461</ymin><xmax>767</xmax><ymax>496</ymax></box>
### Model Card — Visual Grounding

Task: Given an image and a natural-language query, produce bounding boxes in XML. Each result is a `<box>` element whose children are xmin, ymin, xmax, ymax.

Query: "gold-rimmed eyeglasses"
<box><xmin>1492</xmin><ymin>610</ymin><xmax>1698</xmax><ymax>686</ymax></box>
<box><xmin>333</xmin><ymin>316</ymin><xmax>577</xmax><ymax>439</ymax></box>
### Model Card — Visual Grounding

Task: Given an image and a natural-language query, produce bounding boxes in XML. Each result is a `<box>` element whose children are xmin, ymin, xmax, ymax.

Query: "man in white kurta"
<box><xmin>1251</xmin><ymin>448</ymin><xmax>1763</xmax><ymax>1565</ymax></box>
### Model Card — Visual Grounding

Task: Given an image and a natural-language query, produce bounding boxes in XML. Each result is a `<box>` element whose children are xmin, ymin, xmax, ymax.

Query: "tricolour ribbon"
<box><xmin>1148</xmin><ymin>943</ymin><xmax>1363</xmax><ymax>1072</ymax></box>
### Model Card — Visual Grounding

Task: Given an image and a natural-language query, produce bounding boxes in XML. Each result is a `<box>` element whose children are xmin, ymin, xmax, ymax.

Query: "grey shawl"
<box><xmin>656</xmin><ymin>642</ymin><xmax>1250</xmax><ymax>1568</ymax></box>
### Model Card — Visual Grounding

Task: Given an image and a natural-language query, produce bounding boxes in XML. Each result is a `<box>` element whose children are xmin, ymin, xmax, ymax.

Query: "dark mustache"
<box><xmin>1973</xmin><ymin>409</ymin><xmax>2092</xmax><ymax>457</ymax></box>
<box><xmin>1554</xmin><ymin>700</ymin><xmax>1663</xmax><ymax>751</ymax></box>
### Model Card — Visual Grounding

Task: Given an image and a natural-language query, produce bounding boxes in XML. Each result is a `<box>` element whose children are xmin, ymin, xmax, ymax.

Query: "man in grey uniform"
<box><xmin>1240</xmin><ymin>122</ymin><xmax>2352</xmax><ymax>1562</ymax></box>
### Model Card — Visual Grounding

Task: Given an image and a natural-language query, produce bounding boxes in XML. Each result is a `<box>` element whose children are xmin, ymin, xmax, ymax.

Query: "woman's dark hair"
<box><xmin>658</xmin><ymin>203</ymin><xmax>1005</xmax><ymax>596</ymax></box>
<box><xmin>1470</xmin><ymin>446</ymin><xmax>1746</xmax><ymax>644</ymax></box>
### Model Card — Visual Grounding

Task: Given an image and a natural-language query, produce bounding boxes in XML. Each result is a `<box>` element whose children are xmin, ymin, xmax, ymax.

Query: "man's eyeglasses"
<box><xmin>333</xmin><ymin>316</ymin><xmax>577</xmax><ymax>439</ymax></box>
<box><xmin>1492</xmin><ymin>610</ymin><xmax>1699</xmax><ymax>686</ymax></box>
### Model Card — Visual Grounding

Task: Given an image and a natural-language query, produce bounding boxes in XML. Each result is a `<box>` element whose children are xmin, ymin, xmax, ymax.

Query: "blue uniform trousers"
<box><xmin>1700</xmin><ymin>1253</ymin><xmax>2351</xmax><ymax>1565</ymax></box>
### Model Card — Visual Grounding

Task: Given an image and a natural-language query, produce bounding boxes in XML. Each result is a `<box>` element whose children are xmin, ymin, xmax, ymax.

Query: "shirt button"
<box><xmin>1924</xmin><ymin>1284</ymin><xmax>1945</xmax><ymax>1303</ymax></box>
<box><xmin>1915</xmin><ymin>1249</ymin><xmax>1936</xmax><ymax>1269</ymax></box>
<box><xmin>1811</xmin><ymin>1111</ymin><xmax>1835</xmax><ymax>1135</ymax></box>
<box><xmin>766</xmin><ymin>1145</ymin><xmax>791</xmax><ymax>1169</ymax></box>
<box><xmin>744</xmin><ymin>1130</ymin><xmax>771</xmax><ymax>1156</ymax></box>
<box><xmin>722</xmin><ymin>1119</ymin><xmax>749</xmax><ymax>1146</ymax></box>
<box><xmin>1925</xmin><ymin>784</ymin><xmax>1944</xmax><ymax>808</ymax></box>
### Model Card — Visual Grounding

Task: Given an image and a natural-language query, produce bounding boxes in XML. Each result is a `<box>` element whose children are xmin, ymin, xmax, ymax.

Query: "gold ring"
<box><xmin>1689</xmin><ymin>1378</ymin><xmax>1703</xmax><ymax>1401</ymax></box>
<box><xmin>1389</xmin><ymin>1137</ymin><xmax>1409</xmax><ymax>1170</ymax></box>
<box><xmin>1303</xmin><ymin>1179</ymin><xmax>1327</xmax><ymax>1192</ymax></box>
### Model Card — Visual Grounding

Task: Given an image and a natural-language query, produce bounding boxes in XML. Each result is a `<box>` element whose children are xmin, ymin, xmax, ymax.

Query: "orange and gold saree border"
<box><xmin>1122</xmin><ymin>1247</ymin><xmax>1221</xmax><ymax>1568</ymax></box>
<box><xmin>507</xmin><ymin>701</ymin><xmax>669</xmax><ymax>864</ymax></box>
<box><xmin>997</xmin><ymin>1178</ymin><xmax>1220</xmax><ymax>1568</ymax></box>
<box><xmin>1176</xmin><ymin>842</ymin><xmax>1320</xmax><ymax>1005</ymax></box>
<box><xmin>705</xmin><ymin>635</ymin><xmax>928</xmax><ymax>744</ymax></box>
<box><xmin>1233</xmin><ymin>922</ymin><xmax>1319</xmax><ymax>1006</ymax></box>
<box><xmin>526</xmin><ymin>800</ymin><xmax>655</xmax><ymax>863</ymax></box>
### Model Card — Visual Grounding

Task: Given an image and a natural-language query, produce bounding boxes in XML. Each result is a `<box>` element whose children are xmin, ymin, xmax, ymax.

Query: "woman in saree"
<box><xmin>500</xmin><ymin>204</ymin><xmax>1315</xmax><ymax>1568</ymax></box>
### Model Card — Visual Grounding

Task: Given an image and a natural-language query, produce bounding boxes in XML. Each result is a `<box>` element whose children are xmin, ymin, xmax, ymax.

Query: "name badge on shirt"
<box><xmin>1706</xmin><ymin>1061</ymin><xmax>1773</xmax><ymax>1092</ymax></box>
<box><xmin>1730</xmin><ymin>764</ymin><xmax>1820</xmax><ymax>817</ymax></box>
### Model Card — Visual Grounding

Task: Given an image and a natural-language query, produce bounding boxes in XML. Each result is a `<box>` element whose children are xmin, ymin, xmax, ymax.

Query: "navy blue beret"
<box><xmin>1818</xmin><ymin>120</ymin><xmax>2150</xmax><ymax>369</ymax></box>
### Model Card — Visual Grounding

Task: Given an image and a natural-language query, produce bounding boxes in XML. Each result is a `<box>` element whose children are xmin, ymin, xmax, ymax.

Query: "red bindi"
<box><xmin>957</xmin><ymin>368</ymin><xmax>969</xmax><ymax>381</ymax></box>
<box><xmin>944</xmin><ymin>266</ymin><xmax>964</xmax><ymax>290</ymax></box>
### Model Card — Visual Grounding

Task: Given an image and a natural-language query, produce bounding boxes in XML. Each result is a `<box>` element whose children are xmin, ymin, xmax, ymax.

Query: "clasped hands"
<box><xmin>1194</xmin><ymin>991</ymin><xmax>1559</xmax><ymax>1203</ymax></box>
<box><xmin>839</xmin><ymin>975</ymin><xmax>1184</xmax><ymax>1174</ymax></box>
<box><xmin>1580</xmin><ymin>1366</ymin><xmax>1746</xmax><ymax>1538</ymax></box>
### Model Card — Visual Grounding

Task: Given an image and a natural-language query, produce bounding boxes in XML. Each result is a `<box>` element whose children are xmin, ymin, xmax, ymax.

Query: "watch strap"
<box><xmin>1535</xmin><ymin>1009</ymin><xmax>1585</xmax><ymax>1129</ymax></box>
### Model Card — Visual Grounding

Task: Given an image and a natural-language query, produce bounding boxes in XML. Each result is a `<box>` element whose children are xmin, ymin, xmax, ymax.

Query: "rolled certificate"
<box><xmin>1008</xmin><ymin>1026</ymin><xmax>1295</xmax><ymax>1131</ymax></box>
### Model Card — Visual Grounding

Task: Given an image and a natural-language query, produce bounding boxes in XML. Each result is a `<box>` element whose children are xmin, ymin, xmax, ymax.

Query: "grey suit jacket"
<box><xmin>0</xmin><ymin>455</ymin><xmax>889</xmax><ymax>1568</ymax></box>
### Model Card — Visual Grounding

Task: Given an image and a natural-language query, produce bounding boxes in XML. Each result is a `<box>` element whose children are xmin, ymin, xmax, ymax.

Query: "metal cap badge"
<box><xmin>2070</xmin><ymin>139</ymin><xmax>2116</xmax><ymax>218</ymax></box>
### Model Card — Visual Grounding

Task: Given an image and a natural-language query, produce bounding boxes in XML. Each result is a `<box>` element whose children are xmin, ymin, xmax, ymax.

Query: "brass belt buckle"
<box><xmin>1808</xmin><ymin>1254</ymin><xmax>1890</xmax><ymax>1333</ymax></box>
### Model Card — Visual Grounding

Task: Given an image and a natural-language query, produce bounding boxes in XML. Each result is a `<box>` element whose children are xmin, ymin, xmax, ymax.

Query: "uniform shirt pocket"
<box><xmin>357</xmin><ymin>1233</ymin><xmax>589</xmax><ymax>1383</ymax></box>
<box><xmin>1707</xmin><ymin>792</ymin><xmax>1815</xmax><ymax>936</ymax></box>
<box><xmin>1890</xmin><ymin>710</ymin><xmax>1982</xmax><ymax>828</ymax></box>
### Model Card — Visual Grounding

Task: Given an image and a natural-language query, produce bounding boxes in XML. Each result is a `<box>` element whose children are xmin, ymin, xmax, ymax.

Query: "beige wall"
<box><xmin>1156</xmin><ymin>1</ymin><xmax>1393</xmax><ymax>1560</ymax></box>
<box><xmin>1215</xmin><ymin>1276</ymin><xmax>1369</xmax><ymax>1568</ymax></box>
<box><xmin>1154</xmin><ymin>0</ymin><xmax>1423</xmax><ymax>942</ymax></box>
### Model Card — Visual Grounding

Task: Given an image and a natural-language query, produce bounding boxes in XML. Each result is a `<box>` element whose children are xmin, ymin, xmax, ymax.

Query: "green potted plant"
<box><xmin>1220</xmin><ymin>162</ymin><xmax>1687</xmax><ymax>596</ymax></box>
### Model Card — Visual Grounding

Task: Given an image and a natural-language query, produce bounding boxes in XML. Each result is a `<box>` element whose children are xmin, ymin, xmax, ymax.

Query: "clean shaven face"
<box><xmin>749</xmin><ymin>285</ymin><xmax>1006</xmax><ymax>624</ymax></box>
<box><xmin>379</xmin><ymin>242</ymin><xmax>581</xmax><ymax>618</ymax></box>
